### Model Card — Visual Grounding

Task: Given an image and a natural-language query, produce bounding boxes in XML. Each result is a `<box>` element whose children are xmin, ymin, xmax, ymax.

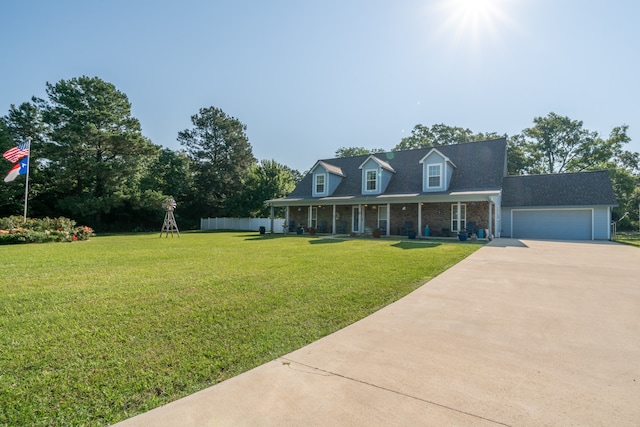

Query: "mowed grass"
<box><xmin>0</xmin><ymin>232</ymin><xmax>481</xmax><ymax>426</ymax></box>
<box><xmin>614</xmin><ymin>232</ymin><xmax>640</xmax><ymax>247</ymax></box>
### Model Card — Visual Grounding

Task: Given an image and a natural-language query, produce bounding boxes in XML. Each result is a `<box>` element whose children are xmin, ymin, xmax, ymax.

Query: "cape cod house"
<box><xmin>267</xmin><ymin>138</ymin><xmax>617</xmax><ymax>241</ymax></box>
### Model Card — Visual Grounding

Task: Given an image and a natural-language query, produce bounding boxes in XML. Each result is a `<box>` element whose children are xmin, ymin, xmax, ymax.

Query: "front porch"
<box><xmin>273</xmin><ymin>200</ymin><xmax>498</xmax><ymax>239</ymax></box>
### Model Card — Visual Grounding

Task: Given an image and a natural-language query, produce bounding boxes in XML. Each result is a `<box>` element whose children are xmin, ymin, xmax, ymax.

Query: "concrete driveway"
<box><xmin>114</xmin><ymin>239</ymin><xmax>640</xmax><ymax>426</ymax></box>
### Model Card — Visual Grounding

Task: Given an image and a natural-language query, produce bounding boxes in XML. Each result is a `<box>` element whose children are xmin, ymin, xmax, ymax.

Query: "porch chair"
<box><xmin>466</xmin><ymin>221</ymin><xmax>477</xmax><ymax>237</ymax></box>
<box><xmin>400</xmin><ymin>221</ymin><xmax>413</xmax><ymax>236</ymax></box>
<box><xmin>337</xmin><ymin>220</ymin><xmax>347</xmax><ymax>234</ymax></box>
<box><xmin>318</xmin><ymin>220</ymin><xmax>328</xmax><ymax>233</ymax></box>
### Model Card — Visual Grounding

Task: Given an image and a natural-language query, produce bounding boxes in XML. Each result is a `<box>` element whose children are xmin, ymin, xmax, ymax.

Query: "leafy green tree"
<box><xmin>514</xmin><ymin>113</ymin><xmax>639</xmax><ymax>230</ymax></box>
<box><xmin>506</xmin><ymin>134</ymin><xmax>531</xmax><ymax>175</ymax></box>
<box><xmin>178</xmin><ymin>106</ymin><xmax>255</xmax><ymax>217</ymax></box>
<box><xmin>236</xmin><ymin>159</ymin><xmax>298</xmax><ymax>217</ymax></box>
<box><xmin>394</xmin><ymin>123</ymin><xmax>503</xmax><ymax>150</ymax></box>
<box><xmin>520</xmin><ymin>113</ymin><xmax>629</xmax><ymax>174</ymax></box>
<box><xmin>335</xmin><ymin>146</ymin><xmax>385</xmax><ymax>157</ymax></box>
<box><xmin>36</xmin><ymin>76</ymin><xmax>159</xmax><ymax>229</ymax></box>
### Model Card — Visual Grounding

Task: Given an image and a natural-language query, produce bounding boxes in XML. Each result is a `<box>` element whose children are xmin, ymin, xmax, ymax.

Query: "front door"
<box><xmin>352</xmin><ymin>206</ymin><xmax>360</xmax><ymax>233</ymax></box>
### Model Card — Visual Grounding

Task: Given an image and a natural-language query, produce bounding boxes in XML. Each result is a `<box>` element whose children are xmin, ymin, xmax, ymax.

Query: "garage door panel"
<box><xmin>513</xmin><ymin>210</ymin><xmax>592</xmax><ymax>240</ymax></box>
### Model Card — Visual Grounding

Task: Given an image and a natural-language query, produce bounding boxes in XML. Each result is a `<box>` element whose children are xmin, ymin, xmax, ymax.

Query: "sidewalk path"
<box><xmin>114</xmin><ymin>239</ymin><xmax>640</xmax><ymax>426</ymax></box>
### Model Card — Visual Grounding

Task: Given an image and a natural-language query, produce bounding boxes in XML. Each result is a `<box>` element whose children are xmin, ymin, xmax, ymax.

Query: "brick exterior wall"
<box><xmin>287</xmin><ymin>201</ymin><xmax>493</xmax><ymax>236</ymax></box>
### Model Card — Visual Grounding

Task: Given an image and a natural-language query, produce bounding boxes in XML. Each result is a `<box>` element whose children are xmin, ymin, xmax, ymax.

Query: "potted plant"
<box><xmin>458</xmin><ymin>228</ymin><xmax>467</xmax><ymax>241</ymax></box>
<box><xmin>296</xmin><ymin>225</ymin><xmax>304</xmax><ymax>235</ymax></box>
<box><xmin>407</xmin><ymin>228</ymin><xmax>417</xmax><ymax>239</ymax></box>
<box><xmin>372</xmin><ymin>228</ymin><xmax>381</xmax><ymax>238</ymax></box>
<box><xmin>308</xmin><ymin>227</ymin><xmax>316</xmax><ymax>235</ymax></box>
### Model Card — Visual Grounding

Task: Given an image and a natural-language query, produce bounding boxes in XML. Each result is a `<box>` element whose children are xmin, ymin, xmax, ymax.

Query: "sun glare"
<box><xmin>430</xmin><ymin>0</ymin><xmax>514</xmax><ymax>51</ymax></box>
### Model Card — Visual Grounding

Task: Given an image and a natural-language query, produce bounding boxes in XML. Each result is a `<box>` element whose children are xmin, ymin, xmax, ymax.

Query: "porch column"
<box><xmin>488</xmin><ymin>200</ymin><xmax>493</xmax><ymax>238</ymax></box>
<box><xmin>457</xmin><ymin>201</ymin><xmax>462</xmax><ymax>232</ymax></box>
<box><xmin>285</xmin><ymin>207</ymin><xmax>290</xmax><ymax>235</ymax></box>
<box><xmin>418</xmin><ymin>203</ymin><xmax>422</xmax><ymax>238</ymax></box>
<box><xmin>308</xmin><ymin>205</ymin><xmax>312</xmax><ymax>229</ymax></box>
<box><xmin>360</xmin><ymin>204</ymin><xmax>364</xmax><ymax>234</ymax></box>
<box><xmin>332</xmin><ymin>205</ymin><xmax>336</xmax><ymax>235</ymax></box>
<box><xmin>386</xmin><ymin>203</ymin><xmax>391</xmax><ymax>236</ymax></box>
<box><xmin>270</xmin><ymin>205</ymin><xmax>274</xmax><ymax>233</ymax></box>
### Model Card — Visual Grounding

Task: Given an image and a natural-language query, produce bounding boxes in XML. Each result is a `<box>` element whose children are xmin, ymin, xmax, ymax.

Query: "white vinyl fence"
<box><xmin>200</xmin><ymin>217</ymin><xmax>285</xmax><ymax>233</ymax></box>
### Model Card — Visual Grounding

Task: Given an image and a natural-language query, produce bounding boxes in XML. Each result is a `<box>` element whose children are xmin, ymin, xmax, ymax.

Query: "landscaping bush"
<box><xmin>0</xmin><ymin>216</ymin><xmax>94</xmax><ymax>244</ymax></box>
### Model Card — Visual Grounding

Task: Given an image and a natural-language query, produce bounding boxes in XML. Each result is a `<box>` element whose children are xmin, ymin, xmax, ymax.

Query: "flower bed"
<box><xmin>0</xmin><ymin>216</ymin><xmax>94</xmax><ymax>245</ymax></box>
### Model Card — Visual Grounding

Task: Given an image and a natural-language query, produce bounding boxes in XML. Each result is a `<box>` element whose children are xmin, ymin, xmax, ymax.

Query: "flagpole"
<box><xmin>23</xmin><ymin>138</ymin><xmax>31</xmax><ymax>223</ymax></box>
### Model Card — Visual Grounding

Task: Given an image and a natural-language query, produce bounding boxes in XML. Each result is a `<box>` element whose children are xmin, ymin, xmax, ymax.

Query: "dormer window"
<box><xmin>359</xmin><ymin>155</ymin><xmax>395</xmax><ymax>195</ymax></box>
<box><xmin>420</xmin><ymin>148</ymin><xmax>455</xmax><ymax>192</ymax></box>
<box><xmin>315</xmin><ymin>174</ymin><xmax>326</xmax><ymax>195</ymax></box>
<box><xmin>365</xmin><ymin>169</ymin><xmax>378</xmax><ymax>192</ymax></box>
<box><xmin>428</xmin><ymin>164</ymin><xmax>441</xmax><ymax>188</ymax></box>
<box><xmin>310</xmin><ymin>161</ymin><xmax>345</xmax><ymax>197</ymax></box>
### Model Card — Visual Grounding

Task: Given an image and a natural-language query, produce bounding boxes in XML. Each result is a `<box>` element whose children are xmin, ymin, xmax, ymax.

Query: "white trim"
<box><xmin>363</xmin><ymin>168</ymin><xmax>379</xmax><ymax>193</ymax></box>
<box><xmin>358</xmin><ymin>155</ymin><xmax>395</xmax><ymax>173</ymax></box>
<box><xmin>352</xmin><ymin>206</ymin><xmax>361</xmax><ymax>233</ymax></box>
<box><xmin>377</xmin><ymin>205</ymin><xmax>388</xmax><ymax>232</ymax></box>
<box><xmin>451</xmin><ymin>203</ymin><xmax>466</xmax><ymax>232</ymax></box>
<box><xmin>310</xmin><ymin>206</ymin><xmax>318</xmax><ymax>229</ymax></box>
<box><xmin>427</xmin><ymin>163</ymin><xmax>443</xmax><ymax>189</ymax></box>
<box><xmin>419</xmin><ymin>148</ymin><xmax>457</xmax><ymax>169</ymax></box>
<box><xmin>313</xmin><ymin>173</ymin><xmax>327</xmax><ymax>197</ymax></box>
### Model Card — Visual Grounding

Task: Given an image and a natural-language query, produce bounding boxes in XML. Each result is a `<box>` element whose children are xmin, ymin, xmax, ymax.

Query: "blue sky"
<box><xmin>1</xmin><ymin>0</ymin><xmax>638</xmax><ymax>172</ymax></box>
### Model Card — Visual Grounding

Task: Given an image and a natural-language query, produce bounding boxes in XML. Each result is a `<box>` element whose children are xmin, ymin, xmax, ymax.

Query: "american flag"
<box><xmin>3</xmin><ymin>142</ymin><xmax>30</xmax><ymax>163</ymax></box>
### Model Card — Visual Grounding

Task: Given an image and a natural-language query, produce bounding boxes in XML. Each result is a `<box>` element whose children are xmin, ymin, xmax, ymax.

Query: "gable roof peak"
<box><xmin>358</xmin><ymin>154</ymin><xmax>396</xmax><ymax>173</ymax></box>
<box><xmin>310</xmin><ymin>160</ymin><xmax>345</xmax><ymax>177</ymax></box>
<box><xmin>419</xmin><ymin>147</ymin><xmax>457</xmax><ymax>168</ymax></box>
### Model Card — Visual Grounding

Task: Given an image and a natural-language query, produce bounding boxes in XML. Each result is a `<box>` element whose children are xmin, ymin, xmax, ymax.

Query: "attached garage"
<box><xmin>511</xmin><ymin>209</ymin><xmax>592</xmax><ymax>240</ymax></box>
<box><xmin>501</xmin><ymin>172</ymin><xmax>617</xmax><ymax>241</ymax></box>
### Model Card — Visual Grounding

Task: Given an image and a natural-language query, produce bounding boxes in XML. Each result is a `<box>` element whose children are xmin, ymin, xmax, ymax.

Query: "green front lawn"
<box><xmin>0</xmin><ymin>232</ymin><xmax>481</xmax><ymax>426</ymax></box>
<box><xmin>614</xmin><ymin>231</ymin><xmax>640</xmax><ymax>247</ymax></box>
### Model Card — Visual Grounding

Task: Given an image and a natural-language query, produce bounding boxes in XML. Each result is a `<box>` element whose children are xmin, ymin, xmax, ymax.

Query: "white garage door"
<box><xmin>512</xmin><ymin>209</ymin><xmax>592</xmax><ymax>240</ymax></box>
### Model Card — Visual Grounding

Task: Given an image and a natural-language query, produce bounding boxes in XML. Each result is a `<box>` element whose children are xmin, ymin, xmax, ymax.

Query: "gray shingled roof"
<box><xmin>502</xmin><ymin>171</ymin><xmax>617</xmax><ymax>207</ymax></box>
<box><xmin>287</xmin><ymin>138</ymin><xmax>507</xmax><ymax>199</ymax></box>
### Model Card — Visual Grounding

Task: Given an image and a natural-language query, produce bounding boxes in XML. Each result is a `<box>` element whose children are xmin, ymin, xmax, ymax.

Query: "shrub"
<box><xmin>0</xmin><ymin>216</ymin><xmax>94</xmax><ymax>245</ymax></box>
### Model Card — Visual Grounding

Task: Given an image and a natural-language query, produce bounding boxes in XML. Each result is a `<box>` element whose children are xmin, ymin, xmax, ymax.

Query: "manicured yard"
<box><xmin>614</xmin><ymin>232</ymin><xmax>640</xmax><ymax>247</ymax></box>
<box><xmin>0</xmin><ymin>232</ymin><xmax>481</xmax><ymax>426</ymax></box>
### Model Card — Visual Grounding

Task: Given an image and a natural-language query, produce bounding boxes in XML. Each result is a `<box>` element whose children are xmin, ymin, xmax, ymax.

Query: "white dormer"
<box><xmin>358</xmin><ymin>155</ymin><xmax>395</xmax><ymax>195</ymax></box>
<box><xmin>310</xmin><ymin>161</ymin><xmax>345</xmax><ymax>197</ymax></box>
<box><xmin>419</xmin><ymin>148</ymin><xmax>456</xmax><ymax>192</ymax></box>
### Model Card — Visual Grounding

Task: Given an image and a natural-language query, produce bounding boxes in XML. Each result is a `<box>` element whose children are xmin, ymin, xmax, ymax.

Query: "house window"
<box><xmin>451</xmin><ymin>204</ymin><xmax>466</xmax><ymax>232</ymax></box>
<box><xmin>365</xmin><ymin>169</ymin><xmax>378</xmax><ymax>192</ymax></box>
<box><xmin>377</xmin><ymin>205</ymin><xmax>387</xmax><ymax>232</ymax></box>
<box><xmin>428</xmin><ymin>164</ymin><xmax>441</xmax><ymax>188</ymax></box>
<box><xmin>315</xmin><ymin>174</ymin><xmax>326</xmax><ymax>194</ymax></box>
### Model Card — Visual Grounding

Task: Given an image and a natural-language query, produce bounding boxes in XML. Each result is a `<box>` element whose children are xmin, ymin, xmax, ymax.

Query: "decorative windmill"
<box><xmin>160</xmin><ymin>198</ymin><xmax>180</xmax><ymax>238</ymax></box>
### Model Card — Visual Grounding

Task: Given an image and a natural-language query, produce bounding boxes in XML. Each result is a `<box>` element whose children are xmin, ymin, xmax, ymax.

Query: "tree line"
<box><xmin>0</xmin><ymin>76</ymin><xmax>298</xmax><ymax>231</ymax></box>
<box><xmin>2</xmin><ymin>75</ymin><xmax>638</xmax><ymax>231</ymax></box>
